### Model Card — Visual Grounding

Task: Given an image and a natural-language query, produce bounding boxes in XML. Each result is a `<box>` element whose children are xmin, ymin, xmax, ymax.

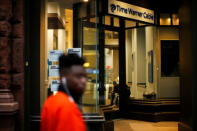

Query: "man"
<box><xmin>41</xmin><ymin>54</ymin><xmax>87</xmax><ymax>131</ymax></box>
<box><xmin>111</xmin><ymin>81</ymin><xmax>119</xmax><ymax>105</ymax></box>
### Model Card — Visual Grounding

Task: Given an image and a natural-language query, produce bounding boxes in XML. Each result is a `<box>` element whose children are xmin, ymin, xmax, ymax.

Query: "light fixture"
<box><xmin>83</xmin><ymin>62</ymin><xmax>90</xmax><ymax>67</ymax></box>
<box><xmin>83</xmin><ymin>0</ymin><xmax>88</xmax><ymax>2</ymax></box>
<box><xmin>168</xmin><ymin>18</ymin><xmax>171</xmax><ymax>22</ymax></box>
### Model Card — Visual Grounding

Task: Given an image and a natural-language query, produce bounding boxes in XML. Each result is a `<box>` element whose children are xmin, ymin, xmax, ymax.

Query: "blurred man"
<box><xmin>41</xmin><ymin>54</ymin><xmax>87</xmax><ymax>131</ymax></box>
<box><xmin>111</xmin><ymin>81</ymin><xmax>119</xmax><ymax>105</ymax></box>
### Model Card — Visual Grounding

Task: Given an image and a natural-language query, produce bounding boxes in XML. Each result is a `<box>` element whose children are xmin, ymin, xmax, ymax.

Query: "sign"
<box><xmin>108</xmin><ymin>0</ymin><xmax>154</xmax><ymax>24</ymax></box>
<box><xmin>49</xmin><ymin>65</ymin><xmax>59</xmax><ymax>76</ymax></box>
<box><xmin>50</xmin><ymin>80</ymin><xmax>60</xmax><ymax>92</ymax></box>
<box><xmin>67</xmin><ymin>48</ymin><xmax>82</xmax><ymax>57</ymax></box>
<box><xmin>49</xmin><ymin>50</ymin><xmax>64</xmax><ymax>62</ymax></box>
<box><xmin>48</xmin><ymin>50</ymin><xmax>64</xmax><ymax>92</ymax></box>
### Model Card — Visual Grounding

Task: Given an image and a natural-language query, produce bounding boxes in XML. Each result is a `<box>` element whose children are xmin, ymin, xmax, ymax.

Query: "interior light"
<box><xmin>84</xmin><ymin>62</ymin><xmax>90</xmax><ymax>67</ymax></box>
<box><xmin>83</xmin><ymin>0</ymin><xmax>88</xmax><ymax>2</ymax></box>
<box><xmin>106</xmin><ymin>65</ymin><xmax>111</xmax><ymax>69</ymax></box>
<box><xmin>168</xmin><ymin>18</ymin><xmax>171</xmax><ymax>22</ymax></box>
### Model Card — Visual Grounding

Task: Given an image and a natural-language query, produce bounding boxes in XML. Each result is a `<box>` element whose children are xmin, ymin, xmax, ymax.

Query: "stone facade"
<box><xmin>0</xmin><ymin>0</ymin><xmax>24</xmax><ymax>131</ymax></box>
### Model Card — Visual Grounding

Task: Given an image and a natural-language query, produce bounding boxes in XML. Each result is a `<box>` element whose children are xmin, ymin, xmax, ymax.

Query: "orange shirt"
<box><xmin>41</xmin><ymin>91</ymin><xmax>86</xmax><ymax>131</ymax></box>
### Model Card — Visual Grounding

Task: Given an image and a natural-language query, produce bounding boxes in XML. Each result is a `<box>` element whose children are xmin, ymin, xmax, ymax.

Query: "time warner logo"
<box><xmin>111</xmin><ymin>4</ymin><xmax>116</xmax><ymax>12</ymax></box>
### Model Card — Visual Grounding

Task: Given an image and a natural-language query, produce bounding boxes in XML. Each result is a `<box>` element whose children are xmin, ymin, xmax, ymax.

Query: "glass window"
<box><xmin>104</xmin><ymin>30</ymin><xmax>119</xmax><ymax>105</ymax></box>
<box><xmin>113</xmin><ymin>17</ymin><xmax>120</xmax><ymax>27</ymax></box>
<box><xmin>82</xmin><ymin>27</ymin><xmax>99</xmax><ymax>113</ymax></box>
<box><xmin>104</xmin><ymin>15</ymin><xmax>111</xmax><ymax>25</ymax></box>
<box><xmin>126</xmin><ymin>26</ymin><xmax>155</xmax><ymax>99</ymax></box>
<box><xmin>40</xmin><ymin>0</ymin><xmax>99</xmax><ymax>114</ymax></box>
<box><xmin>160</xmin><ymin>13</ymin><xmax>171</xmax><ymax>25</ymax></box>
<box><xmin>172</xmin><ymin>14</ymin><xmax>179</xmax><ymax>25</ymax></box>
<box><xmin>161</xmin><ymin>40</ymin><xmax>179</xmax><ymax>77</ymax></box>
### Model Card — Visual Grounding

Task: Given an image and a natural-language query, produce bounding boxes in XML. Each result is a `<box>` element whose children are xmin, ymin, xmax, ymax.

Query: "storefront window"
<box><xmin>161</xmin><ymin>40</ymin><xmax>179</xmax><ymax>77</ymax></box>
<box><xmin>103</xmin><ymin>15</ymin><xmax>120</xmax><ymax>27</ymax></box>
<box><xmin>40</xmin><ymin>0</ymin><xmax>180</xmax><ymax>114</ymax></box>
<box><xmin>126</xmin><ymin>26</ymin><xmax>156</xmax><ymax>99</ymax></box>
<box><xmin>82</xmin><ymin>27</ymin><xmax>99</xmax><ymax>113</ymax></box>
<box><xmin>104</xmin><ymin>16</ymin><xmax>111</xmax><ymax>25</ymax></box>
<box><xmin>113</xmin><ymin>17</ymin><xmax>120</xmax><ymax>27</ymax></box>
<box><xmin>40</xmin><ymin>0</ymin><xmax>99</xmax><ymax>113</ymax></box>
<box><xmin>172</xmin><ymin>14</ymin><xmax>179</xmax><ymax>25</ymax></box>
<box><xmin>160</xmin><ymin>13</ymin><xmax>180</xmax><ymax>26</ymax></box>
<box><xmin>160</xmin><ymin>13</ymin><xmax>171</xmax><ymax>25</ymax></box>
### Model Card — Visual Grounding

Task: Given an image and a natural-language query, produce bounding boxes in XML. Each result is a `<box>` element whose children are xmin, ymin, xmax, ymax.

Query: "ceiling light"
<box><xmin>83</xmin><ymin>0</ymin><xmax>88</xmax><ymax>2</ymax></box>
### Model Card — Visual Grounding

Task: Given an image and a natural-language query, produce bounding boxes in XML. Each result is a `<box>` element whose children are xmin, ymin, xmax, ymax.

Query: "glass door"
<box><xmin>82</xmin><ymin>24</ymin><xmax>99</xmax><ymax>113</ymax></box>
<box><xmin>104</xmin><ymin>30</ymin><xmax>119</xmax><ymax>106</ymax></box>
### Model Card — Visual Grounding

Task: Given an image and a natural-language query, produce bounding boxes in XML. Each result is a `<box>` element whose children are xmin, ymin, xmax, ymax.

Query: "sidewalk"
<box><xmin>113</xmin><ymin>119</ymin><xmax>178</xmax><ymax>131</ymax></box>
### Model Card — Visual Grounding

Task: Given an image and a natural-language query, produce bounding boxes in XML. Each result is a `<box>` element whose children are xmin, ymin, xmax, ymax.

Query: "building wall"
<box><xmin>40</xmin><ymin>0</ymin><xmax>48</xmax><ymax>110</ymax></box>
<box><xmin>0</xmin><ymin>0</ymin><xmax>24</xmax><ymax>131</ymax></box>
<box><xmin>157</xmin><ymin>27</ymin><xmax>180</xmax><ymax>98</ymax></box>
<box><xmin>178</xmin><ymin>0</ymin><xmax>194</xmax><ymax>130</ymax></box>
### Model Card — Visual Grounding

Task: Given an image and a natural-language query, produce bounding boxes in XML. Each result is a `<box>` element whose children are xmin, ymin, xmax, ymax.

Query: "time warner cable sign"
<box><xmin>108</xmin><ymin>0</ymin><xmax>154</xmax><ymax>24</ymax></box>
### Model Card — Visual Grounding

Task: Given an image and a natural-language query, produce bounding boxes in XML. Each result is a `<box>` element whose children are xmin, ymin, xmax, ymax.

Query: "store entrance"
<box><xmin>81</xmin><ymin>17</ymin><xmax>154</xmax><ymax>109</ymax></box>
<box><xmin>81</xmin><ymin>20</ymin><xmax>120</xmax><ymax>111</ymax></box>
<box><xmin>104</xmin><ymin>30</ymin><xmax>119</xmax><ymax>105</ymax></box>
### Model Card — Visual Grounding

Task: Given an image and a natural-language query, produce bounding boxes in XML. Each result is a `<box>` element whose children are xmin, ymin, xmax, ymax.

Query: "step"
<box><xmin>123</xmin><ymin>111</ymin><xmax>180</xmax><ymax>122</ymax></box>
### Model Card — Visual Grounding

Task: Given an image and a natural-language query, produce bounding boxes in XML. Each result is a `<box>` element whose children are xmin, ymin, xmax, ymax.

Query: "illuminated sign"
<box><xmin>108</xmin><ymin>0</ymin><xmax>154</xmax><ymax>24</ymax></box>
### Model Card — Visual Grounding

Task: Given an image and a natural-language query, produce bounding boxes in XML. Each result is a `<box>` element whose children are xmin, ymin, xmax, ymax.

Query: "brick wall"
<box><xmin>0</xmin><ymin>0</ymin><xmax>24</xmax><ymax>130</ymax></box>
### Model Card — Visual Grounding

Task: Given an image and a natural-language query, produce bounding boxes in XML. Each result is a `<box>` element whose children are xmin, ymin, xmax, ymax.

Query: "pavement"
<box><xmin>113</xmin><ymin>119</ymin><xmax>178</xmax><ymax>131</ymax></box>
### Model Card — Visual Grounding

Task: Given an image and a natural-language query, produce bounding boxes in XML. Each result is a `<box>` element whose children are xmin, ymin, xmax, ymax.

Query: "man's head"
<box><xmin>113</xmin><ymin>81</ymin><xmax>117</xmax><ymax>86</ymax></box>
<box><xmin>59</xmin><ymin>54</ymin><xmax>87</xmax><ymax>96</ymax></box>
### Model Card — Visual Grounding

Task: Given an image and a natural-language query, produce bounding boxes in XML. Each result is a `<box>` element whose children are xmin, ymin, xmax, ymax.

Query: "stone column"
<box><xmin>12</xmin><ymin>0</ymin><xmax>25</xmax><ymax>130</ymax></box>
<box><xmin>0</xmin><ymin>0</ymin><xmax>19</xmax><ymax>131</ymax></box>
